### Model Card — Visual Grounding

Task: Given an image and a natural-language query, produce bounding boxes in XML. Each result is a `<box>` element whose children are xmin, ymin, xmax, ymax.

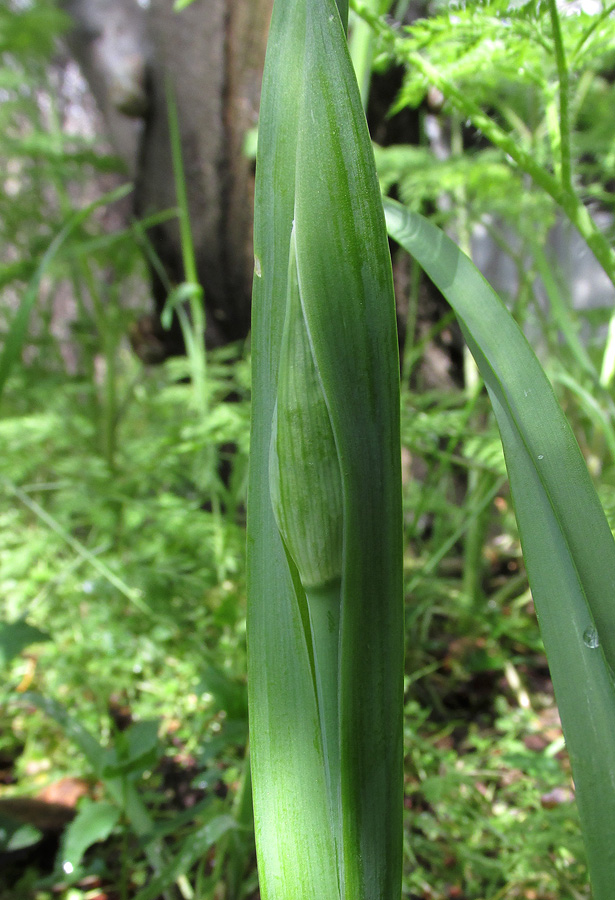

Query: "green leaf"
<box><xmin>294</xmin><ymin>9</ymin><xmax>403</xmax><ymax>898</ymax></box>
<box><xmin>58</xmin><ymin>802</ymin><xmax>121</xmax><ymax>874</ymax></box>
<box><xmin>0</xmin><ymin>184</ymin><xmax>132</xmax><ymax>406</ymax></box>
<box><xmin>247</xmin><ymin>0</ymin><xmax>340</xmax><ymax>894</ymax></box>
<box><xmin>132</xmin><ymin>815</ymin><xmax>237</xmax><ymax>900</ymax></box>
<box><xmin>385</xmin><ymin>197</ymin><xmax>615</xmax><ymax>900</ymax></box>
<box><xmin>269</xmin><ymin>227</ymin><xmax>344</xmax><ymax>592</ymax></box>
<box><xmin>0</xmin><ymin>619</ymin><xmax>50</xmax><ymax>667</ymax></box>
<box><xmin>248</xmin><ymin>0</ymin><xmax>402</xmax><ymax>897</ymax></box>
<box><xmin>196</xmin><ymin>665</ymin><xmax>247</xmax><ymax>722</ymax></box>
<box><xmin>101</xmin><ymin>720</ymin><xmax>161</xmax><ymax>780</ymax></box>
<box><xmin>22</xmin><ymin>694</ymin><xmax>167</xmax><ymax>875</ymax></box>
<box><xmin>0</xmin><ymin>815</ymin><xmax>42</xmax><ymax>852</ymax></box>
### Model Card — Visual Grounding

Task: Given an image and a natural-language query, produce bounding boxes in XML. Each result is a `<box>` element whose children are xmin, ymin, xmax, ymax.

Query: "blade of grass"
<box><xmin>165</xmin><ymin>77</ymin><xmax>207</xmax><ymax>415</ymax></box>
<box><xmin>0</xmin><ymin>184</ymin><xmax>132</xmax><ymax>405</ymax></box>
<box><xmin>531</xmin><ymin>242</ymin><xmax>598</xmax><ymax>385</ymax></box>
<box><xmin>385</xmin><ymin>197</ymin><xmax>615</xmax><ymax>899</ymax></box>
<box><xmin>131</xmin><ymin>816</ymin><xmax>237</xmax><ymax>900</ymax></box>
<box><xmin>550</xmin><ymin>369</ymin><xmax>615</xmax><ymax>467</ymax></box>
<box><xmin>4</xmin><ymin>480</ymin><xmax>160</xmax><ymax>620</ymax></box>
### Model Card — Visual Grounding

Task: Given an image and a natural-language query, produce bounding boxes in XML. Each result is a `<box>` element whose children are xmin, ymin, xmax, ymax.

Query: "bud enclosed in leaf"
<box><xmin>269</xmin><ymin>228</ymin><xmax>343</xmax><ymax>591</ymax></box>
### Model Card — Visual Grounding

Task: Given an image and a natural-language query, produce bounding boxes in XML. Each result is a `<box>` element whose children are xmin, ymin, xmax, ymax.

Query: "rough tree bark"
<box><xmin>60</xmin><ymin>0</ymin><xmax>465</xmax><ymax>385</ymax></box>
<box><xmin>61</xmin><ymin>0</ymin><xmax>273</xmax><ymax>353</ymax></box>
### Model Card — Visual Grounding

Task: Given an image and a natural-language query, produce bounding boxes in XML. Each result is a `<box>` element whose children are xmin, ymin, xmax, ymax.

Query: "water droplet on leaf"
<box><xmin>583</xmin><ymin>626</ymin><xmax>600</xmax><ymax>649</ymax></box>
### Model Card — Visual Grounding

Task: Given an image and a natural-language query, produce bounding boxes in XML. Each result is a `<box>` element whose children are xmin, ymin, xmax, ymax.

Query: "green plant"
<box><xmin>247</xmin><ymin>0</ymin><xmax>402</xmax><ymax>897</ymax></box>
<box><xmin>4</xmin><ymin>0</ymin><xmax>615</xmax><ymax>897</ymax></box>
<box><xmin>248</xmin><ymin>1</ymin><xmax>615</xmax><ymax>898</ymax></box>
<box><xmin>0</xmin><ymin>4</ymin><xmax>256</xmax><ymax>897</ymax></box>
<box><xmin>386</xmin><ymin>199</ymin><xmax>615</xmax><ymax>899</ymax></box>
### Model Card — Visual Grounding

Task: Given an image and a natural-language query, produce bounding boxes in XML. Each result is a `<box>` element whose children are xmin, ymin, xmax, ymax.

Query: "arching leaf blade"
<box><xmin>385</xmin><ymin>197</ymin><xmax>615</xmax><ymax>898</ymax></box>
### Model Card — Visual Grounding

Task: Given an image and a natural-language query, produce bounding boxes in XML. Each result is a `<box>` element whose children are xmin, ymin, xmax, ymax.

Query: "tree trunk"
<box><xmin>62</xmin><ymin>0</ymin><xmax>273</xmax><ymax>352</ymax></box>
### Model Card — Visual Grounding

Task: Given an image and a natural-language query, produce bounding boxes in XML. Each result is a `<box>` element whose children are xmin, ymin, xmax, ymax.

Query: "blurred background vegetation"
<box><xmin>1</xmin><ymin>0</ymin><xmax>615</xmax><ymax>898</ymax></box>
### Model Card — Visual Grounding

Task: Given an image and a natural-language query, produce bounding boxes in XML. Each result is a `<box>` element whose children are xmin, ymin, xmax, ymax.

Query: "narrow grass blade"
<box><xmin>0</xmin><ymin>184</ymin><xmax>132</xmax><ymax>405</ymax></box>
<box><xmin>131</xmin><ymin>816</ymin><xmax>236</xmax><ymax>900</ymax></box>
<box><xmin>4</xmin><ymin>480</ymin><xmax>156</xmax><ymax>619</ymax></box>
<box><xmin>385</xmin><ymin>197</ymin><xmax>615</xmax><ymax>898</ymax></box>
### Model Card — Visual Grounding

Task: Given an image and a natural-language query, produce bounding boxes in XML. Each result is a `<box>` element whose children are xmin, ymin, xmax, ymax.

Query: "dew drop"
<box><xmin>63</xmin><ymin>861</ymin><xmax>74</xmax><ymax>874</ymax></box>
<box><xmin>254</xmin><ymin>256</ymin><xmax>262</xmax><ymax>278</ymax></box>
<box><xmin>583</xmin><ymin>625</ymin><xmax>600</xmax><ymax>649</ymax></box>
<box><xmin>537</xmin><ymin>454</ymin><xmax>544</xmax><ymax>460</ymax></box>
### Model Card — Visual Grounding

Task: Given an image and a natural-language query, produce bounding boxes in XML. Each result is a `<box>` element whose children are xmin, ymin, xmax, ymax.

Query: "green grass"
<box><xmin>1</xmin><ymin>354</ymin><xmax>595</xmax><ymax>899</ymax></box>
<box><xmin>3</xmin><ymin>0</ymin><xmax>615</xmax><ymax>897</ymax></box>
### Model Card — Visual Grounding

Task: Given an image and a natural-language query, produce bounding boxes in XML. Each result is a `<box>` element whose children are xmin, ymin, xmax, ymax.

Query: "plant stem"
<box><xmin>305</xmin><ymin>580</ymin><xmax>342</xmax><ymax>877</ymax></box>
<box><xmin>601</xmin><ymin>314</ymin><xmax>615</xmax><ymax>388</ymax></box>
<box><xmin>349</xmin><ymin>0</ymin><xmax>387</xmax><ymax>108</ymax></box>
<box><xmin>547</xmin><ymin>0</ymin><xmax>572</xmax><ymax>193</ymax></box>
<box><xmin>166</xmin><ymin>77</ymin><xmax>208</xmax><ymax>418</ymax></box>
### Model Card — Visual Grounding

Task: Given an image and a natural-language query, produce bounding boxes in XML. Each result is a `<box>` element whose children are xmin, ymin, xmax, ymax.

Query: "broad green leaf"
<box><xmin>385</xmin><ymin>197</ymin><xmax>615</xmax><ymax>900</ymax></box>
<box><xmin>247</xmin><ymin>0</ymin><xmax>340</xmax><ymax>895</ymax></box>
<box><xmin>101</xmin><ymin>720</ymin><xmax>161</xmax><ymax>780</ymax></box>
<box><xmin>58</xmin><ymin>801</ymin><xmax>121</xmax><ymax>874</ymax></box>
<box><xmin>0</xmin><ymin>618</ymin><xmax>50</xmax><ymax>667</ymax></box>
<box><xmin>23</xmin><ymin>694</ymin><xmax>166</xmax><ymax>875</ymax></box>
<box><xmin>295</xmin><ymin>7</ymin><xmax>403</xmax><ymax>899</ymax></box>
<box><xmin>248</xmin><ymin>1</ymin><xmax>402</xmax><ymax>898</ymax></box>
